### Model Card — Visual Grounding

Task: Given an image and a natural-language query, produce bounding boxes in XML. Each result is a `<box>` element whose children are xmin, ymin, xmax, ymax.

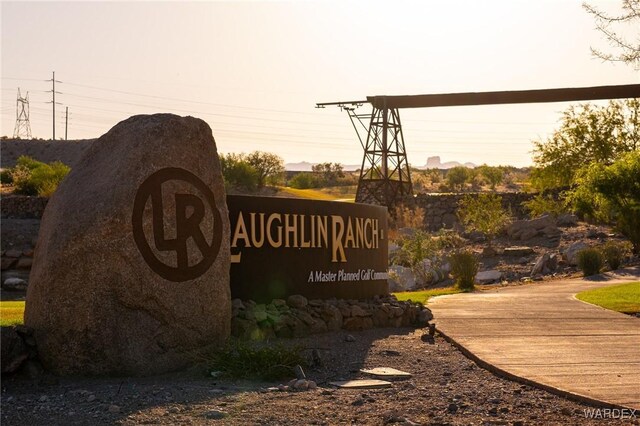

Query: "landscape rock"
<box><xmin>387</xmin><ymin>265</ymin><xmax>416</xmax><ymax>291</ymax></box>
<box><xmin>4</xmin><ymin>249</ymin><xmax>22</xmax><ymax>258</ymax></box>
<box><xmin>562</xmin><ymin>242</ymin><xmax>589</xmax><ymax>266</ymax></box>
<box><xmin>481</xmin><ymin>246</ymin><xmax>497</xmax><ymax>257</ymax></box>
<box><xmin>475</xmin><ymin>270</ymin><xmax>503</xmax><ymax>284</ymax></box>
<box><xmin>3</xmin><ymin>277</ymin><xmax>28</xmax><ymax>291</ymax></box>
<box><xmin>531</xmin><ymin>253</ymin><xmax>559</xmax><ymax>276</ymax></box>
<box><xmin>287</xmin><ymin>295</ymin><xmax>308</xmax><ymax>309</ymax></box>
<box><xmin>1</xmin><ymin>257</ymin><xmax>17</xmax><ymax>270</ymax></box>
<box><xmin>557</xmin><ymin>213</ymin><xmax>578</xmax><ymax>227</ymax></box>
<box><xmin>320</xmin><ymin>304</ymin><xmax>343</xmax><ymax>331</ymax></box>
<box><xmin>1</xmin><ymin>326</ymin><xmax>29</xmax><ymax>374</ymax></box>
<box><xmin>507</xmin><ymin>215</ymin><xmax>558</xmax><ymax>241</ymax></box>
<box><xmin>467</xmin><ymin>231</ymin><xmax>485</xmax><ymax>242</ymax></box>
<box><xmin>25</xmin><ymin>114</ymin><xmax>231</xmax><ymax>376</ymax></box>
<box><xmin>16</xmin><ymin>258</ymin><xmax>33</xmax><ymax>269</ymax></box>
<box><xmin>417</xmin><ymin>308</ymin><xmax>433</xmax><ymax>326</ymax></box>
<box><xmin>503</xmin><ymin>246</ymin><xmax>535</xmax><ymax>257</ymax></box>
<box><xmin>204</xmin><ymin>410</ymin><xmax>225</xmax><ymax>420</ymax></box>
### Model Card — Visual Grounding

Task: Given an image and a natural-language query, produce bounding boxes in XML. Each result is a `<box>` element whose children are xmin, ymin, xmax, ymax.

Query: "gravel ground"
<box><xmin>2</xmin><ymin>327</ymin><xmax>638</xmax><ymax>425</ymax></box>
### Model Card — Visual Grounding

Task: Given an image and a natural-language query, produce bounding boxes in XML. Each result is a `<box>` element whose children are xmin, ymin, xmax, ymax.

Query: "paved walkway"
<box><xmin>428</xmin><ymin>269</ymin><xmax>640</xmax><ymax>410</ymax></box>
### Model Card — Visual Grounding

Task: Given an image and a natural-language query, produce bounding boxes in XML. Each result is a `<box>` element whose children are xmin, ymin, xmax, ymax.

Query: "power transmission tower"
<box><xmin>13</xmin><ymin>88</ymin><xmax>32</xmax><ymax>139</ymax></box>
<box><xmin>47</xmin><ymin>71</ymin><xmax>62</xmax><ymax>140</ymax></box>
<box><xmin>356</xmin><ymin>103</ymin><xmax>412</xmax><ymax>205</ymax></box>
<box><xmin>315</xmin><ymin>100</ymin><xmax>412</xmax><ymax>206</ymax></box>
<box><xmin>65</xmin><ymin>106</ymin><xmax>69</xmax><ymax>140</ymax></box>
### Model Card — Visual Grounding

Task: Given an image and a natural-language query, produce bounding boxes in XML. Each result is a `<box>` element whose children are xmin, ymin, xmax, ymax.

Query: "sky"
<box><xmin>1</xmin><ymin>1</ymin><xmax>638</xmax><ymax>167</ymax></box>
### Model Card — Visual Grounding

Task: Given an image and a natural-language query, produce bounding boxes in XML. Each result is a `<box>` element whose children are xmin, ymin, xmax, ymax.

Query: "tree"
<box><xmin>311</xmin><ymin>162</ymin><xmax>344</xmax><ymax>185</ymax></box>
<box><xmin>478</xmin><ymin>165</ymin><xmax>504</xmax><ymax>190</ymax></box>
<box><xmin>446</xmin><ymin>166</ymin><xmax>469</xmax><ymax>191</ymax></box>
<box><xmin>531</xmin><ymin>99</ymin><xmax>639</xmax><ymax>190</ymax></box>
<box><xmin>219</xmin><ymin>153</ymin><xmax>259</xmax><ymax>191</ymax></box>
<box><xmin>583</xmin><ymin>0</ymin><xmax>640</xmax><ymax>68</ymax></box>
<box><xmin>568</xmin><ymin>150</ymin><xmax>640</xmax><ymax>253</ymax></box>
<box><xmin>246</xmin><ymin>151</ymin><xmax>285</xmax><ymax>188</ymax></box>
<box><xmin>457</xmin><ymin>193</ymin><xmax>511</xmax><ymax>245</ymax></box>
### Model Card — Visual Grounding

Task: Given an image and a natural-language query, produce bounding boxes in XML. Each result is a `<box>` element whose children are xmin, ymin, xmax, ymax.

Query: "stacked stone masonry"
<box><xmin>1</xmin><ymin>196</ymin><xmax>48</xmax><ymax>219</ymax></box>
<box><xmin>231</xmin><ymin>294</ymin><xmax>432</xmax><ymax>339</ymax></box>
<box><xmin>403</xmin><ymin>192</ymin><xmax>535</xmax><ymax>231</ymax></box>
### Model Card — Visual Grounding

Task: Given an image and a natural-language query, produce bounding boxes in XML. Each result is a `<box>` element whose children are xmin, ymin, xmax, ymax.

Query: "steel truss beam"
<box><xmin>317</xmin><ymin>84</ymin><xmax>640</xmax><ymax>208</ymax></box>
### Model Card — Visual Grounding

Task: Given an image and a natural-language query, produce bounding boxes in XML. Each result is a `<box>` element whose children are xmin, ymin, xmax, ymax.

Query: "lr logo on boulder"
<box><xmin>132</xmin><ymin>167</ymin><xmax>222</xmax><ymax>282</ymax></box>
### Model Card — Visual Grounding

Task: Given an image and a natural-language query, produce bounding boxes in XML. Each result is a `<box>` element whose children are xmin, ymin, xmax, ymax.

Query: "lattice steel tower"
<box><xmin>315</xmin><ymin>99</ymin><xmax>412</xmax><ymax>207</ymax></box>
<box><xmin>13</xmin><ymin>88</ymin><xmax>32</xmax><ymax>139</ymax></box>
<box><xmin>356</xmin><ymin>101</ymin><xmax>412</xmax><ymax>205</ymax></box>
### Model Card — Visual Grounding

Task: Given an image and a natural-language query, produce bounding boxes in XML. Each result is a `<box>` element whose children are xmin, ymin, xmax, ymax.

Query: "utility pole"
<box><xmin>13</xmin><ymin>88</ymin><xmax>32</xmax><ymax>139</ymax></box>
<box><xmin>47</xmin><ymin>71</ymin><xmax>62</xmax><ymax>140</ymax></box>
<box><xmin>65</xmin><ymin>107</ymin><xmax>69</xmax><ymax>140</ymax></box>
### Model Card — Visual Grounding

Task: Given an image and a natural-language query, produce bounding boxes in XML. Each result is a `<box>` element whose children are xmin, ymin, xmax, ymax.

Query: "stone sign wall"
<box><xmin>24</xmin><ymin>114</ymin><xmax>231</xmax><ymax>376</ymax></box>
<box><xmin>228</xmin><ymin>195</ymin><xmax>389</xmax><ymax>303</ymax></box>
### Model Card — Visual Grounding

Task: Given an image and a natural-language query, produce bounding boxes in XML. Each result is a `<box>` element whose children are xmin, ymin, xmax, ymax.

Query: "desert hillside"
<box><xmin>0</xmin><ymin>139</ymin><xmax>95</xmax><ymax>169</ymax></box>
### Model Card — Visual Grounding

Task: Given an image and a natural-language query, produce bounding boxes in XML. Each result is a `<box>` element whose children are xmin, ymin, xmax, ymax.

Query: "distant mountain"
<box><xmin>285</xmin><ymin>162</ymin><xmax>360</xmax><ymax>172</ymax></box>
<box><xmin>285</xmin><ymin>161</ymin><xmax>315</xmax><ymax>171</ymax></box>
<box><xmin>419</xmin><ymin>156</ymin><xmax>476</xmax><ymax>170</ymax></box>
<box><xmin>285</xmin><ymin>156</ymin><xmax>476</xmax><ymax>172</ymax></box>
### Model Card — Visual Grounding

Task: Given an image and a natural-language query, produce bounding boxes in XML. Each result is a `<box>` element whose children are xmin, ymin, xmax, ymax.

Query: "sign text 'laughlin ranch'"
<box><xmin>227</xmin><ymin>195</ymin><xmax>388</xmax><ymax>302</ymax></box>
<box><xmin>231</xmin><ymin>212</ymin><xmax>382</xmax><ymax>263</ymax></box>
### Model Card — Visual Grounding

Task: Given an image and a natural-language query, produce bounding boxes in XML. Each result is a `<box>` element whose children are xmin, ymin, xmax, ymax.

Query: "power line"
<box><xmin>46</xmin><ymin>71</ymin><xmax>62</xmax><ymax>140</ymax></box>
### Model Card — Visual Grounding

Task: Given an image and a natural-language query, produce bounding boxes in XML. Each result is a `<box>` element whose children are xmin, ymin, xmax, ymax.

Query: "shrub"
<box><xmin>577</xmin><ymin>248</ymin><xmax>604</xmax><ymax>276</ymax></box>
<box><xmin>11</xmin><ymin>156</ymin><xmax>70</xmax><ymax>196</ymax></box>
<box><xmin>206</xmin><ymin>341</ymin><xmax>306</xmax><ymax>380</ymax></box>
<box><xmin>15</xmin><ymin>155</ymin><xmax>43</xmax><ymax>170</ymax></box>
<box><xmin>389</xmin><ymin>203</ymin><xmax>425</xmax><ymax>231</ymax></box>
<box><xmin>522</xmin><ymin>193</ymin><xmax>567</xmax><ymax>218</ymax></box>
<box><xmin>567</xmin><ymin>150</ymin><xmax>640</xmax><ymax>253</ymax></box>
<box><xmin>446</xmin><ymin>166</ymin><xmax>469</xmax><ymax>191</ymax></box>
<box><xmin>0</xmin><ymin>169</ymin><xmax>13</xmax><ymax>184</ymax></box>
<box><xmin>289</xmin><ymin>172</ymin><xmax>320</xmax><ymax>189</ymax></box>
<box><xmin>600</xmin><ymin>241</ymin><xmax>631</xmax><ymax>270</ymax></box>
<box><xmin>434</xmin><ymin>228</ymin><xmax>465</xmax><ymax>250</ymax></box>
<box><xmin>457</xmin><ymin>193</ymin><xmax>511</xmax><ymax>245</ymax></box>
<box><xmin>391</xmin><ymin>230</ymin><xmax>454</xmax><ymax>287</ymax></box>
<box><xmin>450</xmin><ymin>250</ymin><xmax>479</xmax><ymax>291</ymax></box>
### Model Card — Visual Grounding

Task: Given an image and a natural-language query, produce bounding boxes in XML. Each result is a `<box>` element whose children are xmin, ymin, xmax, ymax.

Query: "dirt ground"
<box><xmin>2</xmin><ymin>326</ymin><xmax>637</xmax><ymax>426</ymax></box>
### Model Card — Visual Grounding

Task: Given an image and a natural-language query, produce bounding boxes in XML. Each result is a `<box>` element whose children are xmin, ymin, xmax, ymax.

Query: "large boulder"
<box><xmin>557</xmin><ymin>213</ymin><xmax>578</xmax><ymax>227</ymax></box>
<box><xmin>25</xmin><ymin>114</ymin><xmax>231</xmax><ymax>376</ymax></box>
<box><xmin>562</xmin><ymin>241</ymin><xmax>589</xmax><ymax>266</ymax></box>
<box><xmin>507</xmin><ymin>215</ymin><xmax>558</xmax><ymax>241</ymax></box>
<box><xmin>388</xmin><ymin>265</ymin><xmax>416</xmax><ymax>291</ymax></box>
<box><xmin>531</xmin><ymin>252</ymin><xmax>559</xmax><ymax>276</ymax></box>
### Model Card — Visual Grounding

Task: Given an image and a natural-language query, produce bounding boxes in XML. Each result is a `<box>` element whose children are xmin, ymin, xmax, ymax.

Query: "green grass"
<box><xmin>0</xmin><ymin>301</ymin><xmax>25</xmax><ymax>326</ymax></box>
<box><xmin>575</xmin><ymin>282</ymin><xmax>640</xmax><ymax>314</ymax></box>
<box><xmin>393</xmin><ymin>287</ymin><xmax>462</xmax><ymax>304</ymax></box>
<box><xmin>278</xmin><ymin>185</ymin><xmax>356</xmax><ymax>202</ymax></box>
